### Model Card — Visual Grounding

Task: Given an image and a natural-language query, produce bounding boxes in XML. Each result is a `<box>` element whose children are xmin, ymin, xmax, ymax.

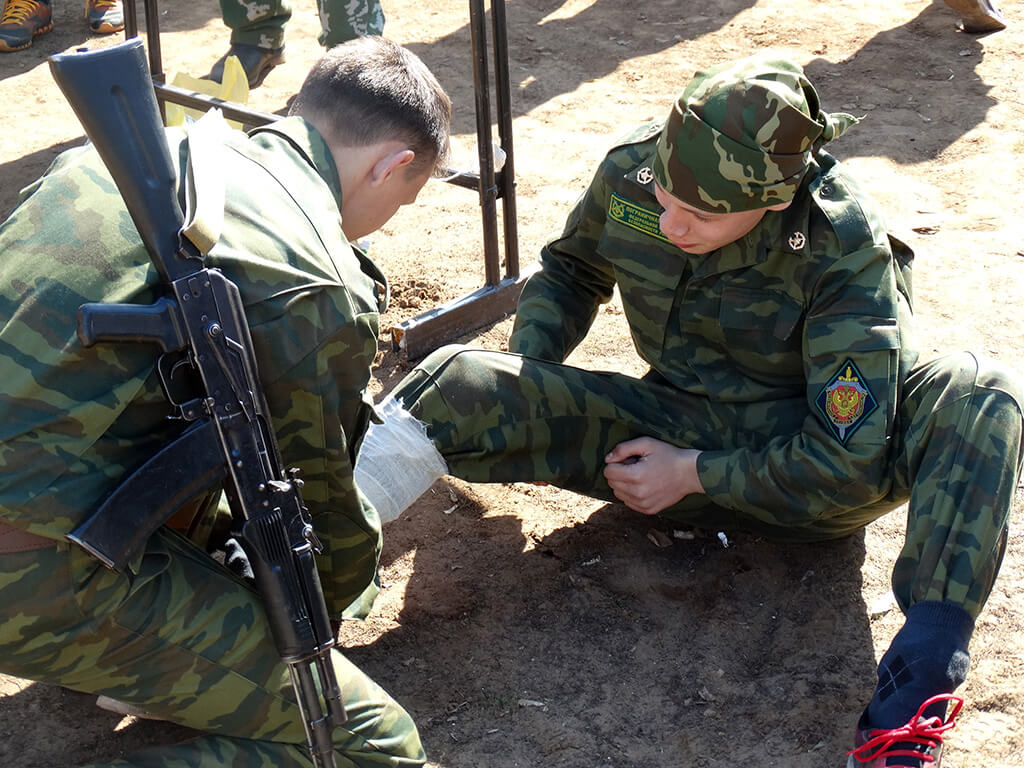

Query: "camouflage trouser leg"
<box><xmin>0</xmin><ymin>528</ymin><xmax>424</xmax><ymax>768</ymax></box>
<box><xmin>218</xmin><ymin>0</ymin><xmax>384</xmax><ymax>49</ymax></box>
<box><xmin>391</xmin><ymin>344</ymin><xmax>810</xmax><ymax>532</ymax></box>
<box><xmin>391</xmin><ymin>345</ymin><xmax>1022</xmax><ymax>620</ymax></box>
<box><xmin>887</xmin><ymin>352</ymin><xmax>1023</xmax><ymax>618</ymax></box>
<box><xmin>316</xmin><ymin>0</ymin><xmax>384</xmax><ymax>47</ymax></box>
<box><xmin>219</xmin><ymin>0</ymin><xmax>292</xmax><ymax>50</ymax></box>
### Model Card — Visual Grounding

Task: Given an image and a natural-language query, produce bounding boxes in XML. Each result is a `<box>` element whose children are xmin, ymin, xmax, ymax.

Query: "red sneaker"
<box><xmin>846</xmin><ymin>694</ymin><xmax>963</xmax><ymax>767</ymax></box>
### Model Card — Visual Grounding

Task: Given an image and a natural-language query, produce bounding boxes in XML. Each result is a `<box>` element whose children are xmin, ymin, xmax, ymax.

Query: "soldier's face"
<box><xmin>342</xmin><ymin>162</ymin><xmax>432</xmax><ymax>241</ymax></box>
<box><xmin>653</xmin><ymin>182</ymin><xmax>779</xmax><ymax>254</ymax></box>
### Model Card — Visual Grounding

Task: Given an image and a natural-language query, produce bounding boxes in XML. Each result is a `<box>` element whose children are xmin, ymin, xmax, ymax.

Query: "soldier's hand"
<box><xmin>603</xmin><ymin>437</ymin><xmax>703</xmax><ymax>515</ymax></box>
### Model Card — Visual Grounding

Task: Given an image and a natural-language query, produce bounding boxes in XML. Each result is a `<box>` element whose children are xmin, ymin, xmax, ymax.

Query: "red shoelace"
<box><xmin>847</xmin><ymin>694</ymin><xmax>964</xmax><ymax>764</ymax></box>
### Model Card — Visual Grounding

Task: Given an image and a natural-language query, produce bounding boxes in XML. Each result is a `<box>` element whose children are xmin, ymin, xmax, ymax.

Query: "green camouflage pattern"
<box><xmin>654</xmin><ymin>51</ymin><xmax>858</xmax><ymax>213</ymax></box>
<box><xmin>0</xmin><ymin>116</ymin><xmax>384</xmax><ymax>618</ymax></box>
<box><xmin>0</xmin><ymin>116</ymin><xmax>420</xmax><ymax>764</ymax></box>
<box><xmin>220</xmin><ymin>0</ymin><xmax>384</xmax><ymax>50</ymax></box>
<box><xmin>0</xmin><ymin>528</ymin><xmax>424</xmax><ymax>767</ymax></box>
<box><xmin>388</xmin><ymin>130</ymin><xmax>1023</xmax><ymax>619</ymax></box>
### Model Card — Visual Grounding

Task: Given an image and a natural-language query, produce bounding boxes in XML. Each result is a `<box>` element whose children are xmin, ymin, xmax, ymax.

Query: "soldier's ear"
<box><xmin>370</xmin><ymin>149</ymin><xmax>415</xmax><ymax>186</ymax></box>
<box><xmin>766</xmin><ymin>201</ymin><xmax>793</xmax><ymax>212</ymax></box>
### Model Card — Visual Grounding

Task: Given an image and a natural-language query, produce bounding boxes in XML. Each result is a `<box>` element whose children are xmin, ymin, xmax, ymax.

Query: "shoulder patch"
<box><xmin>608</xmin><ymin>192</ymin><xmax>669</xmax><ymax>243</ymax></box>
<box><xmin>814</xmin><ymin>358</ymin><xmax>878</xmax><ymax>444</ymax></box>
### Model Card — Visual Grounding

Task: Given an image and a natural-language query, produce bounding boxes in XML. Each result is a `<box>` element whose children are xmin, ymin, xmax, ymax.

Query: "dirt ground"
<box><xmin>2</xmin><ymin>0</ymin><xmax>1024</xmax><ymax>765</ymax></box>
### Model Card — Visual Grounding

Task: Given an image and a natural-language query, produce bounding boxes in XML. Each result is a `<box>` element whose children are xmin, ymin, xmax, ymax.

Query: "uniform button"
<box><xmin>820</xmin><ymin>183</ymin><xmax>834</xmax><ymax>197</ymax></box>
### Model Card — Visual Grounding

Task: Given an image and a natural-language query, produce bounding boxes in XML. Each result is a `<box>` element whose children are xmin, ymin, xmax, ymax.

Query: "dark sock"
<box><xmin>866</xmin><ymin>600</ymin><xmax>974</xmax><ymax>729</ymax></box>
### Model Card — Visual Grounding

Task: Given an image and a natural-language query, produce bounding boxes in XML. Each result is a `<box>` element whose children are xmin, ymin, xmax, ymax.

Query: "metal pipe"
<box><xmin>468</xmin><ymin>0</ymin><xmax>502</xmax><ymax>287</ymax></box>
<box><xmin>153</xmin><ymin>82</ymin><xmax>278</xmax><ymax>127</ymax></box>
<box><xmin>123</xmin><ymin>0</ymin><xmax>137</xmax><ymax>37</ymax></box>
<box><xmin>489</xmin><ymin>0</ymin><xmax>519</xmax><ymax>279</ymax></box>
<box><xmin>121</xmin><ymin>0</ymin><xmax>524</xmax><ymax>357</ymax></box>
<box><xmin>142</xmin><ymin>0</ymin><xmax>164</xmax><ymax>83</ymax></box>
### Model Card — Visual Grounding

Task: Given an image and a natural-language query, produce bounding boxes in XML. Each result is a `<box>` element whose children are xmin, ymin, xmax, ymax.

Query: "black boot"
<box><xmin>208</xmin><ymin>43</ymin><xmax>286</xmax><ymax>89</ymax></box>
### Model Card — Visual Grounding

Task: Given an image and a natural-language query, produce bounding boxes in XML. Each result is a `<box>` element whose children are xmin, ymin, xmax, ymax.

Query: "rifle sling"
<box><xmin>181</xmin><ymin>109</ymin><xmax>230</xmax><ymax>257</ymax></box>
<box><xmin>0</xmin><ymin>519</ymin><xmax>56</xmax><ymax>553</ymax></box>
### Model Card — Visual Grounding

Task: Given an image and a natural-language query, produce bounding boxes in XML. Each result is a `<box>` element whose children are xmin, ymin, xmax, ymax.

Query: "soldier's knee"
<box><xmin>416</xmin><ymin>342</ymin><xmax>474</xmax><ymax>370</ymax></box>
<box><xmin>950</xmin><ymin>351</ymin><xmax>1024</xmax><ymax>467</ymax></box>
<box><xmin>413</xmin><ymin>343</ymin><xmax>482</xmax><ymax>386</ymax></box>
<box><xmin>970</xmin><ymin>351</ymin><xmax>1024</xmax><ymax>416</ymax></box>
<box><xmin>923</xmin><ymin>351</ymin><xmax>1023</xmax><ymax>413</ymax></box>
<box><xmin>415</xmin><ymin>343</ymin><xmax>521</xmax><ymax>394</ymax></box>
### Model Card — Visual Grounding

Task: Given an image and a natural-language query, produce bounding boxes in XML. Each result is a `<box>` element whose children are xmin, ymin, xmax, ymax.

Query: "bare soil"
<box><xmin>2</xmin><ymin>0</ymin><xmax>1024</xmax><ymax>765</ymax></box>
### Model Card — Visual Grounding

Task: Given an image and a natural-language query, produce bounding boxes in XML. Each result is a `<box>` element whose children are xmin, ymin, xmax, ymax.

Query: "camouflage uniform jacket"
<box><xmin>509</xmin><ymin>122</ymin><xmax>919</xmax><ymax>524</ymax></box>
<box><xmin>0</xmin><ymin>117</ymin><xmax>383</xmax><ymax>616</ymax></box>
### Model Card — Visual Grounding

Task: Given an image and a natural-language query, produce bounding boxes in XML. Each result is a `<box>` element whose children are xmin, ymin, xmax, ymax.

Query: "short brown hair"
<box><xmin>290</xmin><ymin>36</ymin><xmax>451</xmax><ymax>177</ymax></box>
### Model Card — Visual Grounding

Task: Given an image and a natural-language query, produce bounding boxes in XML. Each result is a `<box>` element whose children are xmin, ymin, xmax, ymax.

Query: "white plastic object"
<box><xmin>354</xmin><ymin>397</ymin><xmax>448</xmax><ymax>522</ymax></box>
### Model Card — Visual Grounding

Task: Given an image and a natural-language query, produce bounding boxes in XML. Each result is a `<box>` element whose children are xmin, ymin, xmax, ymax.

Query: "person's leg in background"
<box><xmin>0</xmin><ymin>0</ymin><xmax>53</xmax><ymax>52</ymax></box>
<box><xmin>0</xmin><ymin>0</ymin><xmax>123</xmax><ymax>53</ymax></box>
<box><xmin>209</xmin><ymin>0</ymin><xmax>290</xmax><ymax>87</ymax></box>
<box><xmin>942</xmin><ymin>0</ymin><xmax>1006</xmax><ymax>32</ymax></box>
<box><xmin>316</xmin><ymin>0</ymin><xmax>383</xmax><ymax>47</ymax></box>
<box><xmin>209</xmin><ymin>0</ymin><xmax>386</xmax><ymax>87</ymax></box>
<box><xmin>84</xmin><ymin>0</ymin><xmax>123</xmax><ymax>34</ymax></box>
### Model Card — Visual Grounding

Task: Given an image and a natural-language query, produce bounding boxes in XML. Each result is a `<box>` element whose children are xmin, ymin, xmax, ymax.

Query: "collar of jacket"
<box><xmin>762</xmin><ymin>163</ymin><xmax>818</xmax><ymax>256</ymax></box>
<box><xmin>249</xmin><ymin>116</ymin><xmax>344</xmax><ymax>211</ymax></box>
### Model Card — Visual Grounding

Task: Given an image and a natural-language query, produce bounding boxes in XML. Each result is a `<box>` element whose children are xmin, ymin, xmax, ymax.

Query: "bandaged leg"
<box><xmin>354</xmin><ymin>397</ymin><xmax>448</xmax><ymax>522</ymax></box>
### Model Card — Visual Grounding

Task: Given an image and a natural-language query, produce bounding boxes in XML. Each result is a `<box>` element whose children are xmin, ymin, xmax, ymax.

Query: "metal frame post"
<box><xmin>390</xmin><ymin>0</ymin><xmax>530</xmax><ymax>358</ymax></box>
<box><xmin>123</xmin><ymin>0</ymin><xmax>528</xmax><ymax>360</ymax></box>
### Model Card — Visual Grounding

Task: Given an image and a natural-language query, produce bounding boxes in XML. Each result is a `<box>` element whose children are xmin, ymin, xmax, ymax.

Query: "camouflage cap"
<box><xmin>653</xmin><ymin>51</ymin><xmax>858</xmax><ymax>213</ymax></box>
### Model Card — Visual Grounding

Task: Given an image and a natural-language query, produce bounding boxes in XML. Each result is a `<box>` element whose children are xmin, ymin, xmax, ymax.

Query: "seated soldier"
<box><xmin>0</xmin><ymin>36</ymin><xmax>449</xmax><ymax>767</ymax></box>
<box><xmin>354</xmin><ymin>51</ymin><xmax>1024</xmax><ymax>767</ymax></box>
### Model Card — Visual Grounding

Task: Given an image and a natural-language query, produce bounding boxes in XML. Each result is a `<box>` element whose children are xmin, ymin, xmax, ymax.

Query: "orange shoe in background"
<box><xmin>85</xmin><ymin>0</ymin><xmax>124</xmax><ymax>34</ymax></box>
<box><xmin>0</xmin><ymin>0</ymin><xmax>53</xmax><ymax>52</ymax></box>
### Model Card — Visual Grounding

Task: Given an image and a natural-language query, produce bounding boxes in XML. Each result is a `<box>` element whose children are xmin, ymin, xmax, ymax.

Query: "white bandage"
<box><xmin>354</xmin><ymin>397</ymin><xmax>448</xmax><ymax>522</ymax></box>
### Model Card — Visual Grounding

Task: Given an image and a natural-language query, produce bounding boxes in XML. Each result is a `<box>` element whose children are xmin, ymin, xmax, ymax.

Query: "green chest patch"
<box><xmin>608</xmin><ymin>192</ymin><xmax>669</xmax><ymax>243</ymax></box>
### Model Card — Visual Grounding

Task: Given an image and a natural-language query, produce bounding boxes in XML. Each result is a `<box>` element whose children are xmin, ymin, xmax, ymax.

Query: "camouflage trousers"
<box><xmin>0</xmin><ymin>527</ymin><xmax>424</xmax><ymax>767</ymax></box>
<box><xmin>391</xmin><ymin>345</ymin><xmax>1024</xmax><ymax>620</ymax></box>
<box><xmin>219</xmin><ymin>0</ymin><xmax>385</xmax><ymax>50</ymax></box>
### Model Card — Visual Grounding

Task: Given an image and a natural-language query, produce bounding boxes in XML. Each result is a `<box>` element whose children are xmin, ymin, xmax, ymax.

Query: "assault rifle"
<box><xmin>49</xmin><ymin>39</ymin><xmax>345</xmax><ymax>768</ymax></box>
